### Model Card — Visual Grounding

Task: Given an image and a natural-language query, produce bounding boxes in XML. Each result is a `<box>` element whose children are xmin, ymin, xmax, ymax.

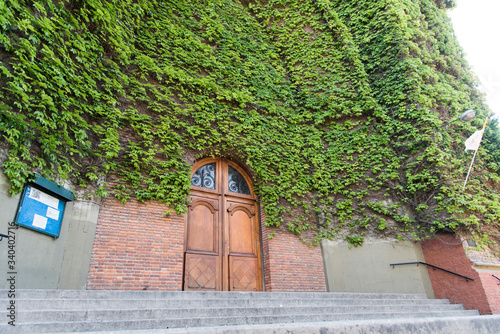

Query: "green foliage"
<box><xmin>484</xmin><ymin>118</ymin><xmax>500</xmax><ymax>174</ymax></box>
<box><xmin>0</xmin><ymin>0</ymin><xmax>498</xmax><ymax>247</ymax></box>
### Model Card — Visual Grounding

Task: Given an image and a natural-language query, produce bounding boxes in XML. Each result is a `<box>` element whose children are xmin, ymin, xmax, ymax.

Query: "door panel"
<box><xmin>184</xmin><ymin>253</ymin><xmax>219</xmax><ymax>290</ymax></box>
<box><xmin>184</xmin><ymin>196</ymin><xmax>221</xmax><ymax>291</ymax></box>
<box><xmin>227</xmin><ymin>203</ymin><xmax>256</xmax><ymax>255</ymax></box>
<box><xmin>184</xmin><ymin>158</ymin><xmax>262</xmax><ymax>291</ymax></box>
<box><xmin>227</xmin><ymin>200</ymin><xmax>261</xmax><ymax>291</ymax></box>
<box><xmin>229</xmin><ymin>256</ymin><xmax>259</xmax><ymax>291</ymax></box>
<box><xmin>186</xmin><ymin>198</ymin><xmax>219</xmax><ymax>253</ymax></box>
<box><xmin>229</xmin><ymin>209</ymin><xmax>254</xmax><ymax>254</ymax></box>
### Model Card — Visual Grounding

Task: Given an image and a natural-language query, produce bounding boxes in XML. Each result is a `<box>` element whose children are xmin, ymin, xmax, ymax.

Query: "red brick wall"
<box><xmin>87</xmin><ymin>196</ymin><xmax>185</xmax><ymax>290</ymax></box>
<box><xmin>260</xmin><ymin>210</ymin><xmax>326</xmax><ymax>292</ymax></box>
<box><xmin>477</xmin><ymin>271</ymin><xmax>500</xmax><ymax>314</ymax></box>
<box><xmin>88</xmin><ymin>197</ymin><xmax>326</xmax><ymax>292</ymax></box>
<box><xmin>421</xmin><ymin>234</ymin><xmax>492</xmax><ymax>314</ymax></box>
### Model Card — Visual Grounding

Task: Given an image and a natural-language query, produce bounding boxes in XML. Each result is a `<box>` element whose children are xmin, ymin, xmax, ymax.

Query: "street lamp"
<box><xmin>459</xmin><ymin>109</ymin><xmax>476</xmax><ymax>122</ymax></box>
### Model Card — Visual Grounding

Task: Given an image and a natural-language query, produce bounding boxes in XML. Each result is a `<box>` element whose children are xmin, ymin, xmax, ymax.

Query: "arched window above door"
<box><xmin>190</xmin><ymin>158</ymin><xmax>254</xmax><ymax>197</ymax></box>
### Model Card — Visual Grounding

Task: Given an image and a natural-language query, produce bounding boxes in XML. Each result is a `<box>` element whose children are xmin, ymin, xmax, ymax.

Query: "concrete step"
<box><xmin>5</xmin><ymin>289</ymin><xmax>429</xmax><ymax>300</ymax></box>
<box><xmin>0</xmin><ymin>290</ymin><xmax>483</xmax><ymax>333</ymax></box>
<box><xmin>0</xmin><ymin>310</ymin><xmax>481</xmax><ymax>333</ymax></box>
<box><xmin>6</xmin><ymin>296</ymin><xmax>452</xmax><ymax>310</ymax></box>
<box><xmin>56</xmin><ymin>315</ymin><xmax>500</xmax><ymax>334</ymax></box>
<box><xmin>8</xmin><ymin>304</ymin><xmax>470</xmax><ymax>323</ymax></box>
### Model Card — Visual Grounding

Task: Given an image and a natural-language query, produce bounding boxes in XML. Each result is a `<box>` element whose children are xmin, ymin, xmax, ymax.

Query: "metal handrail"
<box><xmin>493</xmin><ymin>274</ymin><xmax>500</xmax><ymax>283</ymax></box>
<box><xmin>390</xmin><ymin>261</ymin><xmax>474</xmax><ymax>282</ymax></box>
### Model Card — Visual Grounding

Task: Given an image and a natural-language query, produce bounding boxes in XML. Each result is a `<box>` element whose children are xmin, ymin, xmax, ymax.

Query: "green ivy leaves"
<box><xmin>0</xmin><ymin>0</ymin><xmax>498</xmax><ymax>247</ymax></box>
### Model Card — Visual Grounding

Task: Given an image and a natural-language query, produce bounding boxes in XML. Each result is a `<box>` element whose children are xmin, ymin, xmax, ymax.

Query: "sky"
<box><xmin>448</xmin><ymin>0</ymin><xmax>500</xmax><ymax>120</ymax></box>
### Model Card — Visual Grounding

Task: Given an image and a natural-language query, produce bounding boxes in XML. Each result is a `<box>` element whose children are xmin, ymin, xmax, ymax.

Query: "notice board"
<box><xmin>15</xmin><ymin>176</ymin><xmax>74</xmax><ymax>238</ymax></box>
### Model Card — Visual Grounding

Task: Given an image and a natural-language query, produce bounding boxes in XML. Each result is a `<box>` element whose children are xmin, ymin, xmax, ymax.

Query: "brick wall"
<box><xmin>260</xmin><ymin>209</ymin><xmax>327</xmax><ymax>292</ymax></box>
<box><xmin>87</xmin><ymin>196</ymin><xmax>185</xmax><ymax>290</ymax></box>
<box><xmin>477</xmin><ymin>271</ymin><xmax>500</xmax><ymax>314</ymax></box>
<box><xmin>421</xmin><ymin>234</ymin><xmax>493</xmax><ymax>314</ymax></box>
<box><xmin>463</xmin><ymin>243</ymin><xmax>500</xmax><ymax>314</ymax></box>
<box><xmin>88</xmin><ymin>196</ymin><xmax>326</xmax><ymax>292</ymax></box>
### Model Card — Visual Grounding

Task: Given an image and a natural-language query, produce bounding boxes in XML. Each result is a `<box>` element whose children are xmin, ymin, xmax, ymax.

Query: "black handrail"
<box><xmin>390</xmin><ymin>262</ymin><xmax>474</xmax><ymax>282</ymax></box>
<box><xmin>493</xmin><ymin>275</ymin><xmax>500</xmax><ymax>283</ymax></box>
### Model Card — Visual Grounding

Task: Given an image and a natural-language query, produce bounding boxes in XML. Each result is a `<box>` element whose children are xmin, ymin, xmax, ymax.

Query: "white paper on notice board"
<box><xmin>29</xmin><ymin>187</ymin><xmax>60</xmax><ymax>208</ymax></box>
<box><xmin>46</xmin><ymin>207</ymin><xmax>60</xmax><ymax>220</ymax></box>
<box><xmin>32</xmin><ymin>214</ymin><xmax>48</xmax><ymax>229</ymax></box>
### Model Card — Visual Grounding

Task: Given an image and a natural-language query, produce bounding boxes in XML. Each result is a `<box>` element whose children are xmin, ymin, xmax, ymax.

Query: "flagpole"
<box><xmin>462</xmin><ymin>149</ymin><xmax>478</xmax><ymax>191</ymax></box>
<box><xmin>462</xmin><ymin>117</ymin><xmax>489</xmax><ymax>191</ymax></box>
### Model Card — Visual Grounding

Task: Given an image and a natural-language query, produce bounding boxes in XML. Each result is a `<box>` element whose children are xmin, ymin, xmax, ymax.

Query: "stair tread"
<box><xmin>13</xmin><ymin>309</ymin><xmax>480</xmax><ymax>324</ymax></box>
<box><xmin>0</xmin><ymin>290</ymin><xmax>479</xmax><ymax>333</ymax></box>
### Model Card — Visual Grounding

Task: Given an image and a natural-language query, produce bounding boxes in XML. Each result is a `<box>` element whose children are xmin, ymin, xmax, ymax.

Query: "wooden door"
<box><xmin>183</xmin><ymin>158</ymin><xmax>262</xmax><ymax>291</ymax></box>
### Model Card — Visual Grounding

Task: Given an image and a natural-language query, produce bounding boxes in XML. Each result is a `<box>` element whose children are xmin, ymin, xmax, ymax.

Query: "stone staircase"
<box><xmin>0</xmin><ymin>290</ymin><xmax>498</xmax><ymax>333</ymax></box>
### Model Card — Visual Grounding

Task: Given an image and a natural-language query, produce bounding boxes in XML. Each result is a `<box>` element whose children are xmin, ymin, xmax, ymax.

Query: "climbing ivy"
<box><xmin>0</xmin><ymin>0</ymin><xmax>498</xmax><ymax>247</ymax></box>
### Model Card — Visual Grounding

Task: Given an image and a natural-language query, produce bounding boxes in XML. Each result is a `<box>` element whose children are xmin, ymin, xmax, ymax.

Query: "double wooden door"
<box><xmin>183</xmin><ymin>158</ymin><xmax>262</xmax><ymax>291</ymax></box>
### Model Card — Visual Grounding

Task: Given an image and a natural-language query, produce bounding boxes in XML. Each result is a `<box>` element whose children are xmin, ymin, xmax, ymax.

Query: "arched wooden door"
<box><xmin>183</xmin><ymin>158</ymin><xmax>262</xmax><ymax>291</ymax></box>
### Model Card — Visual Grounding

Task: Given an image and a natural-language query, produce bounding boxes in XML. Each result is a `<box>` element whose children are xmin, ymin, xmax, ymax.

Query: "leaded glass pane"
<box><xmin>228</xmin><ymin>166</ymin><xmax>250</xmax><ymax>195</ymax></box>
<box><xmin>191</xmin><ymin>163</ymin><xmax>216</xmax><ymax>189</ymax></box>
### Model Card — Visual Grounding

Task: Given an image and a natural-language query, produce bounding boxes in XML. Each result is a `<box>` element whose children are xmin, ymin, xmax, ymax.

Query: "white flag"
<box><xmin>465</xmin><ymin>130</ymin><xmax>484</xmax><ymax>151</ymax></box>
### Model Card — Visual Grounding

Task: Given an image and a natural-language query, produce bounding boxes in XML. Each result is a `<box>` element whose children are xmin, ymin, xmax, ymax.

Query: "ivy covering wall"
<box><xmin>1</xmin><ymin>0</ymin><xmax>499</xmax><ymax>246</ymax></box>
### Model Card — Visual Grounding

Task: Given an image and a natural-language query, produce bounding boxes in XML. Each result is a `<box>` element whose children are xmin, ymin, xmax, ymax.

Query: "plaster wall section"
<box><xmin>321</xmin><ymin>239</ymin><xmax>434</xmax><ymax>298</ymax></box>
<box><xmin>0</xmin><ymin>172</ymin><xmax>99</xmax><ymax>289</ymax></box>
<box><xmin>58</xmin><ymin>200</ymin><xmax>100</xmax><ymax>289</ymax></box>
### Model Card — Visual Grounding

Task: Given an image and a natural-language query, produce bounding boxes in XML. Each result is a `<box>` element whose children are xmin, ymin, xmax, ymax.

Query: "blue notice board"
<box><xmin>15</xmin><ymin>185</ymin><xmax>66</xmax><ymax>238</ymax></box>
